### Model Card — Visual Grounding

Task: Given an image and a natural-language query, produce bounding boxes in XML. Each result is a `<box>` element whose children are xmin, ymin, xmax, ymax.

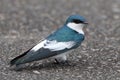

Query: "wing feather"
<box><xmin>31</xmin><ymin>40</ymin><xmax>75</xmax><ymax>52</ymax></box>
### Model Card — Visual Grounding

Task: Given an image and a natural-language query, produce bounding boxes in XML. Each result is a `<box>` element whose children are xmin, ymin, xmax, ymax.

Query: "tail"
<box><xmin>10</xmin><ymin>48</ymin><xmax>32</xmax><ymax>66</ymax></box>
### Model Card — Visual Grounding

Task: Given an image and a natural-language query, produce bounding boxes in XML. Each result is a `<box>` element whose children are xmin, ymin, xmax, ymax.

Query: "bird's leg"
<box><xmin>55</xmin><ymin>59</ymin><xmax>70</xmax><ymax>65</ymax></box>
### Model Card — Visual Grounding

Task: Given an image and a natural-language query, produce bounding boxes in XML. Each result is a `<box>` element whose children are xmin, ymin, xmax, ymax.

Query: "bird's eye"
<box><xmin>72</xmin><ymin>19</ymin><xmax>83</xmax><ymax>24</ymax></box>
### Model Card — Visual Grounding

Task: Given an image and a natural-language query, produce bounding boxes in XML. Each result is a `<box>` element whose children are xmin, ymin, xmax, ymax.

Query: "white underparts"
<box><xmin>67</xmin><ymin>22</ymin><xmax>84</xmax><ymax>34</ymax></box>
<box><xmin>31</xmin><ymin>40</ymin><xmax>75</xmax><ymax>52</ymax></box>
<box><xmin>53</xmin><ymin>53</ymin><xmax>67</xmax><ymax>62</ymax></box>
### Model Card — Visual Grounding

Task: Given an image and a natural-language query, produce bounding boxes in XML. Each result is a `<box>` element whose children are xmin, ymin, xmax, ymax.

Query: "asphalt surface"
<box><xmin>0</xmin><ymin>0</ymin><xmax>120</xmax><ymax>80</ymax></box>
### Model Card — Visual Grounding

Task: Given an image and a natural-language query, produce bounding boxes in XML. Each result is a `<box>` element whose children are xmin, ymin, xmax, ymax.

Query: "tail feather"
<box><xmin>10</xmin><ymin>48</ymin><xmax>32</xmax><ymax>66</ymax></box>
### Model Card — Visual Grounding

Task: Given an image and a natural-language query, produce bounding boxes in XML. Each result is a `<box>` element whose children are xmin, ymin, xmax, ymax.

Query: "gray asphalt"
<box><xmin>0</xmin><ymin>0</ymin><xmax>120</xmax><ymax>80</ymax></box>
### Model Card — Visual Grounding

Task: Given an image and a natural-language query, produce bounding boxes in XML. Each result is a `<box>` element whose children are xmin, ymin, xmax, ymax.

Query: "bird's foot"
<box><xmin>54</xmin><ymin>59</ymin><xmax>71</xmax><ymax>66</ymax></box>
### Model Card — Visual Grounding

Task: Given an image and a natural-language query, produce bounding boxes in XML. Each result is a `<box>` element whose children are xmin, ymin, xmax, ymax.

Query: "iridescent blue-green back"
<box><xmin>47</xmin><ymin>26</ymin><xmax>84</xmax><ymax>48</ymax></box>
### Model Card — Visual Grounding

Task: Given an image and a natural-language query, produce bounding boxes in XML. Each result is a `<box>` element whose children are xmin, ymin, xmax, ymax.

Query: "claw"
<box><xmin>54</xmin><ymin>59</ymin><xmax>71</xmax><ymax>66</ymax></box>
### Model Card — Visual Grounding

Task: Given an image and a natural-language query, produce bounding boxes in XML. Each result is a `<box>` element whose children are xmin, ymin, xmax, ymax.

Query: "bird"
<box><xmin>10</xmin><ymin>14</ymin><xmax>88</xmax><ymax>69</ymax></box>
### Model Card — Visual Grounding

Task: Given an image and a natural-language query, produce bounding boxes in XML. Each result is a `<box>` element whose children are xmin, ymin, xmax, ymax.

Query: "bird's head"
<box><xmin>65</xmin><ymin>14</ymin><xmax>88</xmax><ymax>34</ymax></box>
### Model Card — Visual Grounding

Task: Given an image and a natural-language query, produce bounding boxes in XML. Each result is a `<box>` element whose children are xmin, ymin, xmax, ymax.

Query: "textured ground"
<box><xmin>0</xmin><ymin>0</ymin><xmax>120</xmax><ymax>80</ymax></box>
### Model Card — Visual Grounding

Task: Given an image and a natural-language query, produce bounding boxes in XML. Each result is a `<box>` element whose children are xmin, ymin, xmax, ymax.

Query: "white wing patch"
<box><xmin>44</xmin><ymin>40</ymin><xmax>75</xmax><ymax>51</ymax></box>
<box><xmin>31</xmin><ymin>40</ymin><xmax>75</xmax><ymax>52</ymax></box>
<box><xmin>31</xmin><ymin>40</ymin><xmax>47</xmax><ymax>51</ymax></box>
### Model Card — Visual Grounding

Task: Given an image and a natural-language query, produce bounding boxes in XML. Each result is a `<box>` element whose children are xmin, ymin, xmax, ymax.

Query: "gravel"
<box><xmin>0</xmin><ymin>0</ymin><xmax>120</xmax><ymax>80</ymax></box>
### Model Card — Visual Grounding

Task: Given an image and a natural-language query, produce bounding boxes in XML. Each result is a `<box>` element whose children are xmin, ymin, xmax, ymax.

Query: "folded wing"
<box><xmin>10</xmin><ymin>39</ymin><xmax>76</xmax><ymax>66</ymax></box>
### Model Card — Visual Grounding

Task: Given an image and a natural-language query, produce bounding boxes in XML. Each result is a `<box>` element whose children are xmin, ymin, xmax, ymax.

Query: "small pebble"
<box><xmin>33</xmin><ymin>70</ymin><xmax>40</xmax><ymax>74</ymax></box>
<box><xmin>117</xmin><ymin>70</ymin><xmax>120</xmax><ymax>72</ymax></box>
<box><xmin>113</xmin><ymin>15</ymin><xmax>120</xmax><ymax>19</ymax></box>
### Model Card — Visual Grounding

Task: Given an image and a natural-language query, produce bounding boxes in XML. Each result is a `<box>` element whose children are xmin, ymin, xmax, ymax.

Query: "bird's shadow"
<box><xmin>11</xmin><ymin>59</ymin><xmax>89</xmax><ymax>71</ymax></box>
<box><xmin>19</xmin><ymin>61</ymin><xmax>76</xmax><ymax>71</ymax></box>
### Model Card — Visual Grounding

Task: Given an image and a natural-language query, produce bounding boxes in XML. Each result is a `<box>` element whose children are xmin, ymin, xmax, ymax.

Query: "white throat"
<box><xmin>67</xmin><ymin>22</ymin><xmax>84</xmax><ymax>34</ymax></box>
